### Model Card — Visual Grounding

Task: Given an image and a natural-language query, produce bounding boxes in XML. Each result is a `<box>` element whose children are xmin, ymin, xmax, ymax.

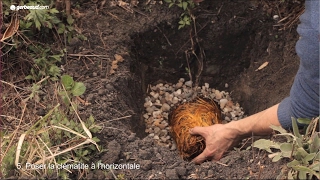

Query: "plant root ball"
<box><xmin>169</xmin><ymin>97</ymin><xmax>222</xmax><ymax>161</ymax></box>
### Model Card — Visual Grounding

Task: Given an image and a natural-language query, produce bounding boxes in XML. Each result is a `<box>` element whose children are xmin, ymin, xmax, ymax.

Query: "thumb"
<box><xmin>189</xmin><ymin>126</ymin><xmax>208</xmax><ymax>137</ymax></box>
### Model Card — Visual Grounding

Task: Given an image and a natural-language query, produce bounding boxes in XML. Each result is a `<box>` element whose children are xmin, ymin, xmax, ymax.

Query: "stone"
<box><xmin>173</xmin><ymin>89</ymin><xmax>182</xmax><ymax>96</ymax></box>
<box><xmin>154</xmin><ymin>135</ymin><xmax>159</xmax><ymax>140</ymax></box>
<box><xmin>172</xmin><ymin>97</ymin><xmax>179</xmax><ymax>104</ymax></box>
<box><xmin>165</xmin><ymin>169</ymin><xmax>179</xmax><ymax>179</ymax></box>
<box><xmin>139</xmin><ymin>149</ymin><xmax>152</xmax><ymax>160</ymax></box>
<box><xmin>154</xmin><ymin>127</ymin><xmax>161</xmax><ymax>134</ymax></box>
<box><xmin>179</xmin><ymin>78</ymin><xmax>185</xmax><ymax>82</ymax></box>
<box><xmin>219</xmin><ymin>99</ymin><xmax>228</xmax><ymax>109</ymax></box>
<box><xmin>161</xmin><ymin>103</ymin><xmax>170</xmax><ymax>112</ymax></box>
<box><xmin>215</xmin><ymin>90</ymin><xmax>222</xmax><ymax>100</ymax></box>
<box><xmin>144</xmin><ymin>101</ymin><xmax>152</xmax><ymax>108</ymax></box>
<box><xmin>208</xmin><ymin>169</ymin><xmax>214</xmax><ymax>177</ymax></box>
<box><xmin>170</xmin><ymin>142</ymin><xmax>177</xmax><ymax>151</ymax></box>
<box><xmin>146</xmin><ymin>107</ymin><xmax>154</xmax><ymax>113</ymax></box>
<box><xmin>175</xmin><ymin>167</ymin><xmax>187</xmax><ymax>177</ymax></box>
<box><xmin>175</xmin><ymin>82</ymin><xmax>183</xmax><ymax>89</ymax></box>
<box><xmin>152</xmin><ymin>110</ymin><xmax>162</xmax><ymax>118</ymax></box>
<box><xmin>140</xmin><ymin>160</ymin><xmax>152</xmax><ymax>171</ymax></box>
<box><xmin>204</xmin><ymin>83</ymin><xmax>209</xmax><ymax>89</ymax></box>
<box><xmin>185</xmin><ymin>81</ymin><xmax>192</xmax><ymax>87</ymax></box>
<box><xmin>128</xmin><ymin>133</ymin><xmax>136</xmax><ymax>142</ymax></box>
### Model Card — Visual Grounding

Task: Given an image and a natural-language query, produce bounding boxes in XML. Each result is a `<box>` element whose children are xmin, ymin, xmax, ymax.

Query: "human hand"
<box><xmin>189</xmin><ymin>122</ymin><xmax>242</xmax><ymax>164</ymax></box>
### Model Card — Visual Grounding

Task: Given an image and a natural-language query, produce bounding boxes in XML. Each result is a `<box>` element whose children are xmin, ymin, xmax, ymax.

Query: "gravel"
<box><xmin>143</xmin><ymin>78</ymin><xmax>246</xmax><ymax>150</ymax></box>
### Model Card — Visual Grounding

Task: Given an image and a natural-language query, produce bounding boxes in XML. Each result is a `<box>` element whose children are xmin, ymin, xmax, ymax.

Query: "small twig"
<box><xmin>96</xmin><ymin>115</ymin><xmax>132</xmax><ymax>125</ymax></box>
<box><xmin>175</xmin><ymin>21</ymin><xmax>209</xmax><ymax>56</ymax></box>
<box><xmin>96</xmin><ymin>24</ymin><xmax>108</xmax><ymax>49</ymax></box>
<box><xmin>68</xmin><ymin>53</ymin><xmax>109</xmax><ymax>57</ymax></box>
<box><xmin>0</xmin><ymin>80</ymin><xmax>24</xmax><ymax>90</ymax></box>
<box><xmin>239</xmin><ymin>137</ymin><xmax>252</xmax><ymax>150</ymax></box>
<box><xmin>214</xmin><ymin>161</ymin><xmax>229</xmax><ymax>167</ymax></box>
<box><xmin>156</xmin><ymin>26</ymin><xmax>172</xmax><ymax>46</ymax></box>
<box><xmin>184</xmin><ymin>50</ymin><xmax>193</xmax><ymax>83</ymax></box>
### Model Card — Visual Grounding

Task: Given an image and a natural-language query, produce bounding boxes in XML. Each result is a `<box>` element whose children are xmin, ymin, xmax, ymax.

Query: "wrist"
<box><xmin>226</xmin><ymin>120</ymin><xmax>252</xmax><ymax>138</ymax></box>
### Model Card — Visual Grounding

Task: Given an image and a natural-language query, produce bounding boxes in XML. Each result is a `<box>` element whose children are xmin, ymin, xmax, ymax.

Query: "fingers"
<box><xmin>192</xmin><ymin>150</ymin><xmax>223</xmax><ymax>164</ymax></box>
<box><xmin>192</xmin><ymin>150</ymin><xmax>210</xmax><ymax>164</ymax></box>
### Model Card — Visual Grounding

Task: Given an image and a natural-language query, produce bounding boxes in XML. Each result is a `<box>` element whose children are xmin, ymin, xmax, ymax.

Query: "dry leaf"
<box><xmin>110</xmin><ymin>54</ymin><xmax>124</xmax><ymax>74</ymax></box>
<box><xmin>255</xmin><ymin>62</ymin><xmax>269</xmax><ymax>71</ymax></box>
<box><xmin>1</xmin><ymin>15</ymin><xmax>20</xmax><ymax>42</ymax></box>
<box><xmin>114</xmin><ymin>54</ymin><xmax>124</xmax><ymax>62</ymax></box>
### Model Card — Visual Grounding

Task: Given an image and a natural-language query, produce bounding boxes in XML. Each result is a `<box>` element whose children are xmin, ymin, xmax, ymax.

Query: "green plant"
<box><xmin>1</xmin><ymin>81</ymin><xmax>100</xmax><ymax>179</ymax></box>
<box><xmin>2</xmin><ymin>0</ymin><xmax>86</xmax><ymax>81</ymax></box>
<box><xmin>253</xmin><ymin>117</ymin><xmax>320</xmax><ymax>180</ymax></box>
<box><xmin>163</xmin><ymin>0</ymin><xmax>196</xmax><ymax>29</ymax></box>
<box><xmin>59</xmin><ymin>74</ymin><xmax>86</xmax><ymax>108</ymax></box>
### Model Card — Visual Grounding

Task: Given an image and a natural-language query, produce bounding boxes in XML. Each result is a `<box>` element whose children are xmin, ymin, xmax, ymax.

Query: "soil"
<box><xmin>2</xmin><ymin>0</ymin><xmax>303</xmax><ymax>179</ymax></box>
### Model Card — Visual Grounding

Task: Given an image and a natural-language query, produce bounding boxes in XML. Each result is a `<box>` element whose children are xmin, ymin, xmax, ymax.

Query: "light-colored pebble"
<box><xmin>220</xmin><ymin>99</ymin><xmax>228</xmax><ymax>109</ymax></box>
<box><xmin>175</xmin><ymin>82</ymin><xmax>183</xmax><ymax>89</ymax></box>
<box><xmin>185</xmin><ymin>81</ymin><xmax>192</xmax><ymax>87</ymax></box>
<box><xmin>161</xmin><ymin>103</ymin><xmax>171</xmax><ymax>112</ymax></box>
<box><xmin>204</xmin><ymin>83</ymin><xmax>209</xmax><ymax>89</ymax></box>
<box><xmin>215</xmin><ymin>90</ymin><xmax>222</xmax><ymax>99</ymax></box>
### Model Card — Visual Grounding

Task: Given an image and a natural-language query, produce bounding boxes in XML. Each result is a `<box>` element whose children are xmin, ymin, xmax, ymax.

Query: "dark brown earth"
<box><xmin>1</xmin><ymin>0</ymin><xmax>303</xmax><ymax>179</ymax></box>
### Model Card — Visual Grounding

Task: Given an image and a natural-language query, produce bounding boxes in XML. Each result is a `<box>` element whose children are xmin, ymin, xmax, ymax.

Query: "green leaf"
<box><xmin>296</xmin><ymin>147</ymin><xmax>309</xmax><ymax>159</ymax></box>
<box><xmin>298</xmin><ymin>170</ymin><xmax>307</xmax><ymax>180</ymax></box>
<box><xmin>169</xmin><ymin>3</ymin><xmax>175</xmax><ymax>8</ymax></box>
<box><xmin>304</xmin><ymin>153</ymin><xmax>316</xmax><ymax>162</ymax></box>
<box><xmin>71</xmin><ymin>82</ymin><xmax>86</xmax><ymax>96</ymax></box>
<box><xmin>67</xmin><ymin>15</ymin><xmax>74</xmax><ymax>25</ymax></box>
<box><xmin>280</xmin><ymin>143</ymin><xmax>293</xmax><ymax>152</ymax></box>
<box><xmin>61</xmin><ymin>75</ymin><xmax>74</xmax><ymax>90</ymax></box>
<box><xmin>253</xmin><ymin>139</ymin><xmax>279</xmax><ymax>153</ymax></box>
<box><xmin>309</xmin><ymin>162</ymin><xmax>320</xmax><ymax>171</ymax></box>
<box><xmin>164</xmin><ymin>0</ymin><xmax>172</xmax><ymax>3</ymax></box>
<box><xmin>35</xmin><ymin>20</ymin><xmax>41</xmax><ymax>30</ymax></box>
<box><xmin>177</xmin><ymin>2</ymin><xmax>183</xmax><ymax>7</ymax></box>
<box><xmin>281</xmin><ymin>150</ymin><xmax>293</xmax><ymax>158</ymax></box>
<box><xmin>25</xmin><ymin>75</ymin><xmax>35</xmax><ymax>80</ymax></box>
<box><xmin>272</xmin><ymin>153</ymin><xmax>282</xmax><ymax>162</ymax></box>
<box><xmin>178</xmin><ymin>25</ymin><xmax>184</xmax><ymax>29</ymax></box>
<box><xmin>292</xmin><ymin>117</ymin><xmax>302</xmax><ymax>138</ymax></box>
<box><xmin>297</xmin><ymin>118</ymin><xmax>311</xmax><ymax>125</ymax></box>
<box><xmin>182</xmin><ymin>1</ymin><xmax>188</xmax><ymax>10</ymax></box>
<box><xmin>292</xmin><ymin>166</ymin><xmax>320</xmax><ymax>179</ymax></box>
<box><xmin>58</xmin><ymin>24</ymin><xmax>65</xmax><ymax>34</ymax></box>
<box><xmin>89</xmin><ymin>115</ymin><xmax>95</xmax><ymax>125</ymax></box>
<box><xmin>270</xmin><ymin>125</ymin><xmax>287</xmax><ymax>134</ymax></box>
<box><xmin>49</xmin><ymin>8</ymin><xmax>59</xmax><ymax>14</ymax></box>
<box><xmin>310</xmin><ymin>134</ymin><xmax>320</xmax><ymax>153</ymax></box>
<box><xmin>92</xmin><ymin>137</ymin><xmax>100</xmax><ymax>143</ymax></box>
<box><xmin>287</xmin><ymin>159</ymin><xmax>301</xmax><ymax>167</ymax></box>
<box><xmin>179</xmin><ymin>20</ymin><xmax>185</xmax><ymax>25</ymax></box>
<box><xmin>50</xmin><ymin>54</ymin><xmax>63</xmax><ymax>62</ymax></box>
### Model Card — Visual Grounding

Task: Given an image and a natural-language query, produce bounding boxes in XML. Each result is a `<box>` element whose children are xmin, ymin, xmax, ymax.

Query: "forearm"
<box><xmin>227</xmin><ymin>104</ymin><xmax>281</xmax><ymax>137</ymax></box>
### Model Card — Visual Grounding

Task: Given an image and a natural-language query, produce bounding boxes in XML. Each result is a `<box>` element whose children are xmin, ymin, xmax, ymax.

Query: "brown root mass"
<box><xmin>169</xmin><ymin>97</ymin><xmax>222</xmax><ymax>161</ymax></box>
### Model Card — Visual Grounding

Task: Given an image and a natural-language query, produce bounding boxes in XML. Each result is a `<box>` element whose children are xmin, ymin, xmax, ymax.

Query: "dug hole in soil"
<box><xmin>57</xmin><ymin>0</ymin><xmax>299</xmax><ymax>179</ymax></box>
